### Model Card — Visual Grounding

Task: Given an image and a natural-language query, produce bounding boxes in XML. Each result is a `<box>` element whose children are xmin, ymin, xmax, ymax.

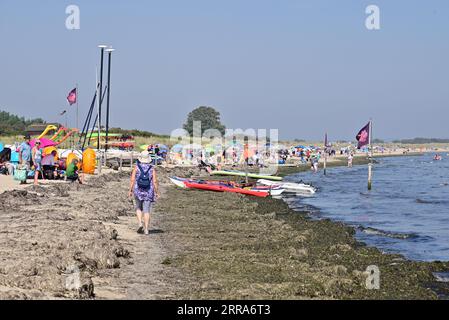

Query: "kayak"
<box><xmin>210</xmin><ymin>170</ymin><xmax>283</xmax><ymax>181</ymax></box>
<box><xmin>248</xmin><ymin>185</ymin><xmax>285</xmax><ymax>196</ymax></box>
<box><xmin>257</xmin><ymin>179</ymin><xmax>316</xmax><ymax>194</ymax></box>
<box><xmin>183</xmin><ymin>181</ymin><xmax>269</xmax><ymax>197</ymax></box>
<box><xmin>169</xmin><ymin>177</ymin><xmax>188</xmax><ymax>188</ymax></box>
<box><xmin>170</xmin><ymin>176</ymin><xmax>283</xmax><ymax>197</ymax></box>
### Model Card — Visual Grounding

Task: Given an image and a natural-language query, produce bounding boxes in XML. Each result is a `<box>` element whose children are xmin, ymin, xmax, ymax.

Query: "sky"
<box><xmin>0</xmin><ymin>0</ymin><xmax>448</xmax><ymax>141</ymax></box>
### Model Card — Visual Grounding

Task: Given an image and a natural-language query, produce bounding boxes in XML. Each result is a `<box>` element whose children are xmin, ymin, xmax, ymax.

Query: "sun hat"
<box><xmin>138</xmin><ymin>151</ymin><xmax>152</xmax><ymax>164</ymax></box>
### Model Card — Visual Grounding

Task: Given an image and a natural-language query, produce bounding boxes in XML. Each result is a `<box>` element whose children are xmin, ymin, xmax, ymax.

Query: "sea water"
<box><xmin>283</xmin><ymin>154</ymin><xmax>449</xmax><ymax>262</ymax></box>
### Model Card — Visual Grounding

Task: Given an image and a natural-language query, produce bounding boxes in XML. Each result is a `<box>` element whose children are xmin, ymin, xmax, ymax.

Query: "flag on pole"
<box><xmin>324</xmin><ymin>133</ymin><xmax>329</xmax><ymax>149</ymax></box>
<box><xmin>67</xmin><ymin>88</ymin><xmax>77</xmax><ymax>105</ymax></box>
<box><xmin>356</xmin><ymin>122</ymin><xmax>370</xmax><ymax>149</ymax></box>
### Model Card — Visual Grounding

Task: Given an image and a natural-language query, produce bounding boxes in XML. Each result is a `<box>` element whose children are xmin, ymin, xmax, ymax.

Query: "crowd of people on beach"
<box><xmin>0</xmin><ymin>135</ymin><xmax>83</xmax><ymax>185</ymax></box>
<box><xmin>3</xmin><ymin>135</ymin><xmax>424</xmax><ymax>239</ymax></box>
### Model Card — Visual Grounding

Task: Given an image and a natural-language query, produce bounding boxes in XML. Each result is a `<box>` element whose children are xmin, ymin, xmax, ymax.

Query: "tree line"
<box><xmin>392</xmin><ymin>138</ymin><xmax>449</xmax><ymax>144</ymax></box>
<box><xmin>0</xmin><ymin>110</ymin><xmax>46</xmax><ymax>135</ymax></box>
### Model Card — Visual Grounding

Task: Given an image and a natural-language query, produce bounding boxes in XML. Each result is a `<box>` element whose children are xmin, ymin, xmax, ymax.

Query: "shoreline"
<box><xmin>0</xmin><ymin>154</ymin><xmax>448</xmax><ymax>299</ymax></box>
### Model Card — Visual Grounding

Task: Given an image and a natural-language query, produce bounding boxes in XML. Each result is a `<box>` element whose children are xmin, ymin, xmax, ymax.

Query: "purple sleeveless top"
<box><xmin>133</xmin><ymin>163</ymin><xmax>155</xmax><ymax>202</ymax></box>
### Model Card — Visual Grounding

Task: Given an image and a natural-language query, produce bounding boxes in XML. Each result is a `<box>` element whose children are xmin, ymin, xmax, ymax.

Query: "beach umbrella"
<box><xmin>157</xmin><ymin>144</ymin><xmax>168</xmax><ymax>150</ymax></box>
<box><xmin>170</xmin><ymin>144</ymin><xmax>183</xmax><ymax>153</ymax></box>
<box><xmin>30</xmin><ymin>138</ymin><xmax>57</xmax><ymax>149</ymax></box>
<box><xmin>139</xmin><ymin>144</ymin><xmax>148</xmax><ymax>151</ymax></box>
<box><xmin>183</xmin><ymin>143</ymin><xmax>203</xmax><ymax>151</ymax></box>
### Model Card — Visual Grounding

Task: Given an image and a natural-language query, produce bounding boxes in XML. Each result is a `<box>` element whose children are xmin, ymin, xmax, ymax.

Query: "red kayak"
<box><xmin>183</xmin><ymin>181</ymin><xmax>269</xmax><ymax>198</ymax></box>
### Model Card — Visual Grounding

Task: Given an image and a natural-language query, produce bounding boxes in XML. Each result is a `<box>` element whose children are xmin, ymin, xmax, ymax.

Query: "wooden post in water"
<box><xmin>367</xmin><ymin>120</ymin><xmax>373</xmax><ymax>190</ymax></box>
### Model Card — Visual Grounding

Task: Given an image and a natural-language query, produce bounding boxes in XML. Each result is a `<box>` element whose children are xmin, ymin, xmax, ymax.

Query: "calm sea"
<box><xmin>283</xmin><ymin>154</ymin><xmax>449</xmax><ymax>262</ymax></box>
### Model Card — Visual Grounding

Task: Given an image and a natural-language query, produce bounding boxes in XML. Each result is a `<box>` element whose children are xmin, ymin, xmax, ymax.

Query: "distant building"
<box><xmin>25</xmin><ymin>123</ymin><xmax>59</xmax><ymax>137</ymax></box>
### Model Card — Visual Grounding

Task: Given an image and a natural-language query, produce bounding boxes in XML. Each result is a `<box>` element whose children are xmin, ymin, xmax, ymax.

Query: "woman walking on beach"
<box><xmin>128</xmin><ymin>151</ymin><xmax>160</xmax><ymax>235</ymax></box>
<box><xmin>32</xmin><ymin>140</ymin><xmax>44</xmax><ymax>185</ymax></box>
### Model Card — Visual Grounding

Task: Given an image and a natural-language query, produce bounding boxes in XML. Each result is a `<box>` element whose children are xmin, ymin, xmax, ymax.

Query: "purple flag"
<box><xmin>67</xmin><ymin>88</ymin><xmax>77</xmax><ymax>105</ymax></box>
<box><xmin>356</xmin><ymin>122</ymin><xmax>370</xmax><ymax>149</ymax></box>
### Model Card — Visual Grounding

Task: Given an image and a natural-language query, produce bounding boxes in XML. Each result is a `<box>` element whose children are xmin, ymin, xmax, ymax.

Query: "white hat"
<box><xmin>138</xmin><ymin>151</ymin><xmax>152</xmax><ymax>164</ymax></box>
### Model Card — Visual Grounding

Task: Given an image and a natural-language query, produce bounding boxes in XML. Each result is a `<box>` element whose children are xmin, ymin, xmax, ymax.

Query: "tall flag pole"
<box><xmin>66</xmin><ymin>87</ymin><xmax>77</xmax><ymax>148</ymax></box>
<box><xmin>105</xmin><ymin>47</ymin><xmax>115</xmax><ymax>153</ymax></box>
<box><xmin>356</xmin><ymin>120</ymin><xmax>372</xmax><ymax>190</ymax></box>
<box><xmin>324</xmin><ymin>132</ymin><xmax>328</xmax><ymax>176</ymax></box>
<box><xmin>98</xmin><ymin>45</ymin><xmax>107</xmax><ymax>150</ymax></box>
<box><xmin>76</xmin><ymin>83</ymin><xmax>79</xmax><ymax>131</ymax></box>
<box><xmin>368</xmin><ymin>119</ymin><xmax>373</xmax><ymax>190</ymax></box>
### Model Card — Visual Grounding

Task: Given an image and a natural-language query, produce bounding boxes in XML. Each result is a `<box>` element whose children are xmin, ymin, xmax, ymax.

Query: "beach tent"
<box><xmin>0</xmin><ymin>148</ymin><xmax>11</xmax><ymax>162</ymax></box>
<box><xmin>10</xmin><ymin>151</ymin><xmax>19</xmax><ymax>163</ymax></box>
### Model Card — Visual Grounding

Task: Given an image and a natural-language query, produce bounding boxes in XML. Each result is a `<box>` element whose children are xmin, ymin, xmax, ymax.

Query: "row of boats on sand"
<box><xmin>169</xmin><ymin>170</ymin><xmax>316</xmax><ymax>198</ymax></box>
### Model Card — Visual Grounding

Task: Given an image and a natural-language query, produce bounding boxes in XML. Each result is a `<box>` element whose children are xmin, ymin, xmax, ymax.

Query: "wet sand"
<box><xmin>1</xmin><ymin>161</ymin><xmax>448</xmax><ymax>299</ymax></box>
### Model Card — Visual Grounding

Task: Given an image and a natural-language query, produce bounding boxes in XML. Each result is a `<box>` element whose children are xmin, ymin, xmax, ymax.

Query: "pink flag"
<box><xmin>67</xmin><ymin>88</ymin><xmax>77</xmax><ymax>105</ymax></box>
<box><xmin>356</xmin><ymin>122</ymin><xmax>370</xmax><ymax>149</ymax></box>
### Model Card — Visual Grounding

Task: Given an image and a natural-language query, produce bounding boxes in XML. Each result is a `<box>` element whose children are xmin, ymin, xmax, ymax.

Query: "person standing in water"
<box><xmin>31</xmin><ymin>140</ymin><xmax>44</xmax><ymax>185</ymax></box>
<box><xmin>128</xmin><ymin>151</ymin><xmax>160</xmax><ymax>235</ymax></box>
<box><xmin>348</xmin><ymin>152</ymin><xmax>354</xmax><ymax>168</ymax></box>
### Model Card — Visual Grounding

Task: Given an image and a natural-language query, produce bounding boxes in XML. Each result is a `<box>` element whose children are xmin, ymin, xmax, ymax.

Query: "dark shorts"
<box><xmin>67</xmin><ymin>174</ymin><xmax>79</xmax><ymax>182</ymax></box>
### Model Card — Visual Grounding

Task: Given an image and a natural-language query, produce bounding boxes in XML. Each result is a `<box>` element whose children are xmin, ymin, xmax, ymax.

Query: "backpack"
<box><xmin>136</xmin><ymin>162</ymin><xmax>152</xmax><ymax>190</ymax></box>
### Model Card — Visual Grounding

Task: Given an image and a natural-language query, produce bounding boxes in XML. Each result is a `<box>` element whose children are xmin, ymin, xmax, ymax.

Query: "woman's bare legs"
<box><xmin>143</xmin><ymin>213</ymin><xmax>150</xmax><ymax>234</ymax></box>
<box><xmin>136</xmin><ymin>209</ymin><xmax>143</xmax><ymax>229</ymax></box>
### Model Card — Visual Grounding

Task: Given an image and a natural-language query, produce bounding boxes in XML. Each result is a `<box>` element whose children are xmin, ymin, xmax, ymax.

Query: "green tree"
<box><xmin>0</xmin><ymin>110</ymin><xmax>46</xmax><ymax>135</ymax></box>
<box><xmin>183</xmin><ymin>106</ymin><xmax>226</xmax><ymax>136</ymax></box>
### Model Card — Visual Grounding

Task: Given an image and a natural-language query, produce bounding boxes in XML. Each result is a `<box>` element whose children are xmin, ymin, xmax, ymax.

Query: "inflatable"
<box><xmin>66</xmin><ymin>152</ymin><xmax>81</xmax><ymax>170</ymax></box>
<box><xmin>43</xmin><ymin>146</ymin><xmax>58</xmax><ymax>157</ymax></box>
<box><xmin>30</xmin><ymin>138</ymin><xmax>57</xmax><ymax>149</ymax></box>
<box><xmin>82</xmin><ymin>148</ymin><xmax>96</xmax><ymax>174</ymax></box>
<box><xmin>37</xmin><ymin>125</ymin><xmax>58</xmax><ymax>139</ymax></box>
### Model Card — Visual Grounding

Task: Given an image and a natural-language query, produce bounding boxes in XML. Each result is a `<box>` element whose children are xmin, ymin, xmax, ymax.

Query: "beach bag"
<box><xmin>136</xmin><ymin>162</ymin><xmax>152</xmax><ymax>190</ymax></box>
<box><xmin>14</xmin><ymin>168</ymin><xmax>27</xmax><ymax>182</ymax></box>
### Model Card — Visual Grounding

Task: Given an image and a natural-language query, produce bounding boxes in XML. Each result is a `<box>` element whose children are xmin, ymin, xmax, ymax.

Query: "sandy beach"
<box><xmin>0</xmin><ymin>175</ymin><xmax>24</xmax><ymax>194</ymax></box>
<box><xmin>1</xmin><ymin>158</ymin><xmax>448</xmax><ymax>300</ymax></box>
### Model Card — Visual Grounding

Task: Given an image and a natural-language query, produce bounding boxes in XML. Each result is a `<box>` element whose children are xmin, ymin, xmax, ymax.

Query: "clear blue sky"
<box><xmin>0</xmin><ymin>0</ymin><xmax>448</xmax><ymax>141</ymax></box>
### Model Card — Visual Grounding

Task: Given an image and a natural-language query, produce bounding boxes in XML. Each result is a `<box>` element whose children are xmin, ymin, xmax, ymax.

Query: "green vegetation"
<box><xmin>183</xmin><ymin>106</ymin><xmax>226</xmax><ymax>136</ymax></box>
<box><xmin>392</xmin><ymin>137</ymin><xmax>449</xmax><ymax>144</ymax></box>
<box><xmin>108</xmin><ymin>127</ymin><xmax>169</xmax><ymax>139</ymax></box>
<box><xmin>0</xmin><ymin>110</ymin><xmax>46</xmax><ymax>135</ymax></box>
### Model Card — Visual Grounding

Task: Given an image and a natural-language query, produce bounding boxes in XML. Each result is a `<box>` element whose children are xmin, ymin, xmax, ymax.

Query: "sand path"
<box><xmin>0</xmin><ymin>170</ymin><xmax>187</xmax><ymax>299</ymax></box>
<box><xmin>94</xmin><ymin>189</ymin><xmax>180</xmax><ymax>300</ymax></box>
